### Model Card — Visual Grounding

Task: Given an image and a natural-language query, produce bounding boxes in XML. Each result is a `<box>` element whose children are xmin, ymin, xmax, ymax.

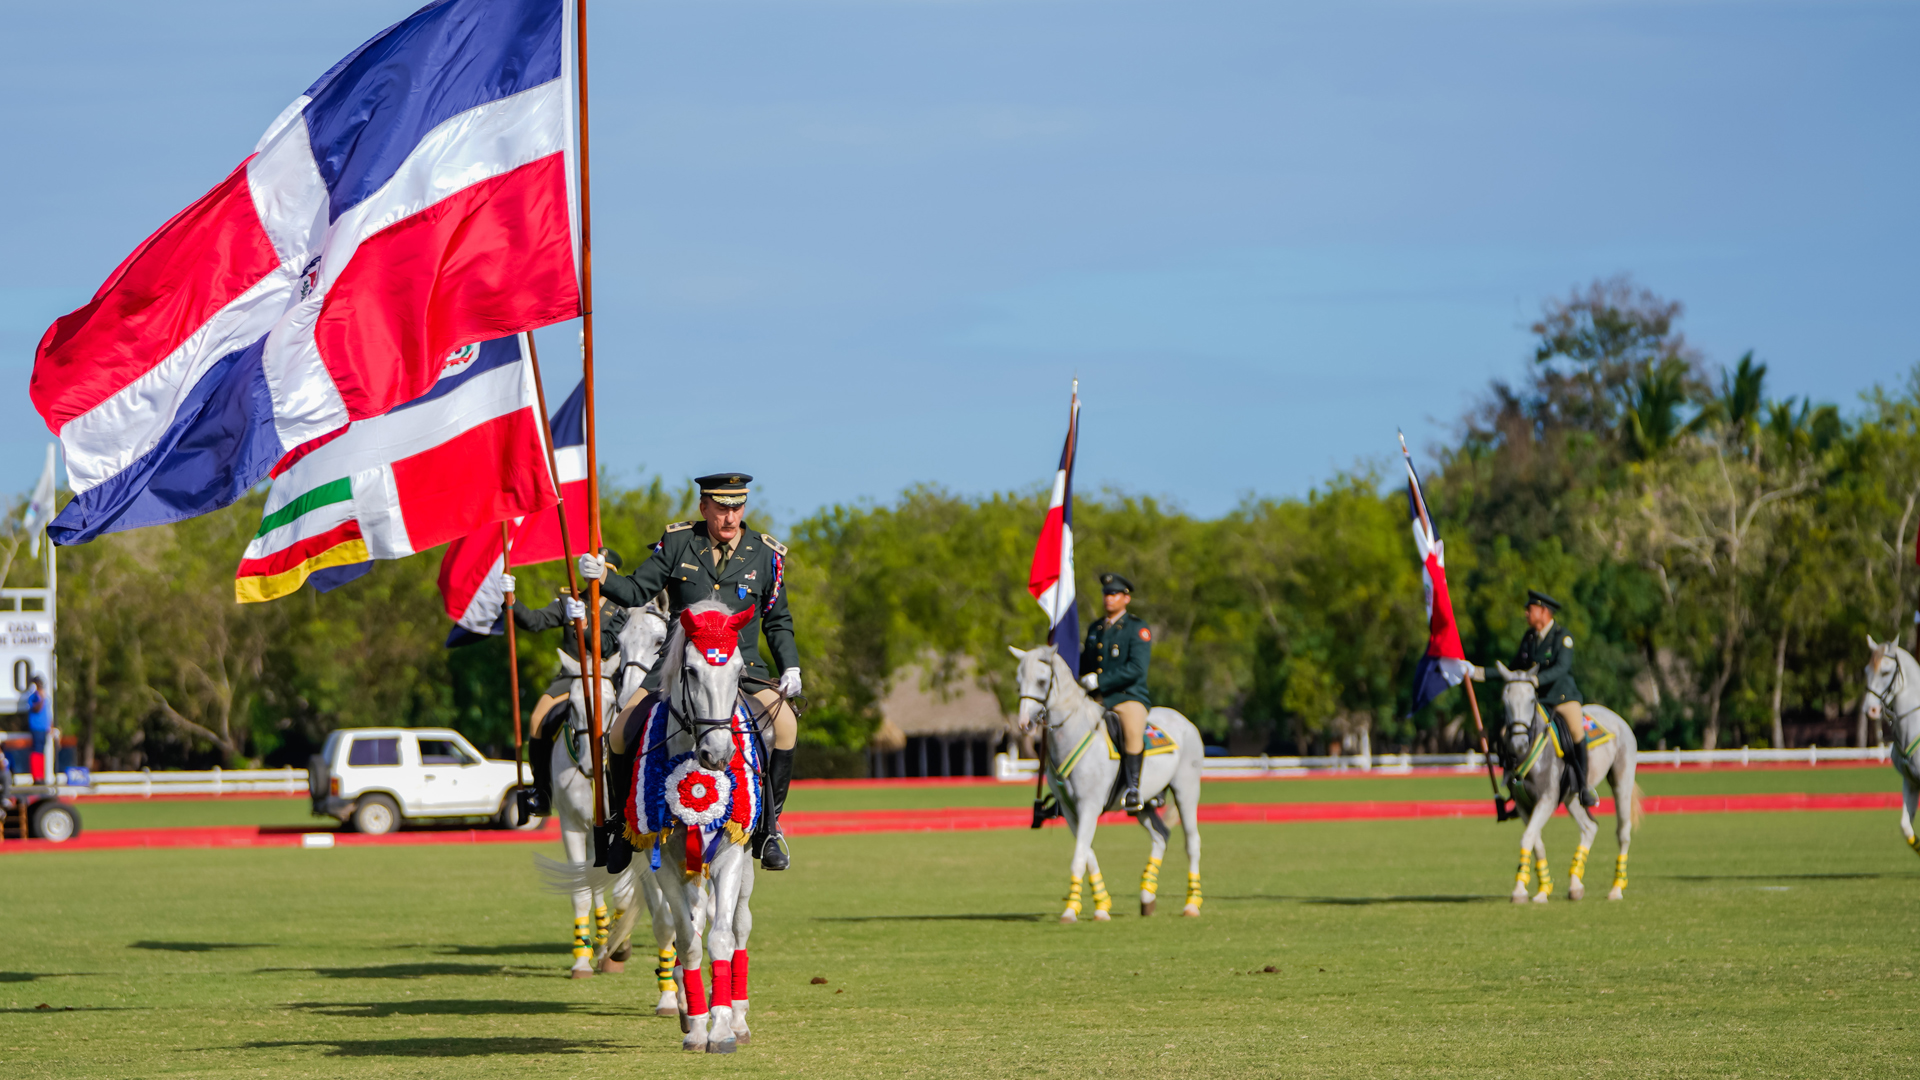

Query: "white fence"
<box><xmin>990</xmin><ymin>744</ymin><xmax>1893</xmax><ymax>782</ymax></box>
<box><xmin>79</xmin><ymin>768</ymin><xmax>310</xmax><ymax>797</ymax></box>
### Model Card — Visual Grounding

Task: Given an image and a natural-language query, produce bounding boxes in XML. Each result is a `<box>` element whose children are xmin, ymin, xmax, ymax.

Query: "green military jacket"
<box><xmin>512</xmin><ymin>596</ymin><xmax>626</xmax><ymax>665</ymax></box>
<box><xmin>1080</xmin><ymin>611</ymin><xmax>1153</xmax><ymax>708</ymax></box>
<box><xmin>598</xmin><ymin>521</ymin><xmax>798</xmax><ymax>691</ymax></box>
<box><xmin>1512</xmin><ymin>620</ymin><xmax>1580</xmax><ymax>707</ymax></box>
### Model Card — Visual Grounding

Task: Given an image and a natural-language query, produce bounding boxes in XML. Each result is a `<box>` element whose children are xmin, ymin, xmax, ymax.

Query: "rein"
<box><xmin>1866</xmin><ymin>650</ymin><xmax>1920</xmax><ymax>756</ymax></box>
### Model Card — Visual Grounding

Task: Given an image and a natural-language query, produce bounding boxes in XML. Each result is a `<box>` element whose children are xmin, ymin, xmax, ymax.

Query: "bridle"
<box><xmin>1017</xmin><ymin>658</ymin><xmax>1066</xmax><ymax>732</ymax></box>
<box><xmin>1864</xmin><ymin>649</ymin><xmax>1920</xmax><ymax>751</ymax></box>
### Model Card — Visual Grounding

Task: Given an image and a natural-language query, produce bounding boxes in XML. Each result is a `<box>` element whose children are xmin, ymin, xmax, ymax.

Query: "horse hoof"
<box><xmin>1092</xmin><ymin>909</ymin><xmax>1111</xmax><ymax>922</ymax></box>
<box><xmin>1511</xmin><ymin>891</ymin><xmax>1529</xmax><ymax>904</ymax></box>
<box><xmin>1141</xmin><ymin>899</ymin><xmax>1157</xmax><ymax>917</ymax></box>
<box><xmin>1607</xmin><ymin>887</ymin><xmax>1625</xmax><ymax>901</ymax></box>
<box><xmin>570</xmin><ymin>967</ymin><xmax>595</xmax><ymax>979</ymax></box>
<box><xmin>707</xmin><ymin>1039</ymin><xmax>737</xmax><ymax>1055</ymax></box>
<box><xmin>1060</xmin><ymin>909</ymin><xmax>1078</xmax><ymax>924</ymax></box>
<box><xmin>1181</xmin><ymin>904</ymin><xmax>1200</xmax><ymax>918</ymax></box>
<box><xmin>1567</xmin><ymin>881</ymin><xmax>1585</xmax><ymax>902</ymax></box>
<box><xmin>1531</xmin><ymin>892</ymin><xmax>1550</xmax><ymax>904</ymax></box>
<box><xmin>598</xmin><ymin>959</ymin><xmax>625</xmax><ymax>974</ymax></box>
<box><xmin>682</xmin><ymin>1038</ymin><xmax>706</xmax><ymax>1053</ymax></box>
<box><xmin>656</xmin><ymin>1005</ymin><xmax>679</xmax><ymax>1018</ymax></box>
<box><xmin>734</xmin><ymin>1030</ymin><xmax>752</xmax><ymax>1047</ymax></box>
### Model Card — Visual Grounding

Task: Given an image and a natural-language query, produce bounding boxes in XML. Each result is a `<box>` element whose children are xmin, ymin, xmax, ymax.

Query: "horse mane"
<box><xmin>1033</xmin><ymin>644</ymin><xmax>1093</xmax><ymax>712</ymax></box>
<box><xmin>658</xmin><ymin>599</ymin><xmax>736</xmax><ymax>692</ymax></box>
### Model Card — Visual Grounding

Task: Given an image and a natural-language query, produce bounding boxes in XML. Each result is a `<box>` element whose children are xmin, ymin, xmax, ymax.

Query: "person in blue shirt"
<box><xmin>25</xmin><ymin>675</ymin><xmax>50</xmax><ymax>783</ymax></box>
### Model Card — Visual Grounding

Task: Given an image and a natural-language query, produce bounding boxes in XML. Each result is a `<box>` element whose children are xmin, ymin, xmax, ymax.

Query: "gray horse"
<box><xmin>1491</xmin><ymin>661</ymin><xmax>1644</xmax><ymax>902</ymax></box>
<box><xmin>1010</xmin><ymin>645</ymin><xmax>1205</xmax><ymax>921</ymax></box>
<box><xmin>1863</xmin><ymin>635</ymin><xmax>1920</xmax><ymax>858</ymax></box>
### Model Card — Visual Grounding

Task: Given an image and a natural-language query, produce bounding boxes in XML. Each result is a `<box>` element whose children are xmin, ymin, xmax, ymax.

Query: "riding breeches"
<box><xmin>1111</xmin><ymin>700</ymin><xmax>1148</xmax><ymax>755</ymax></box>
<box><xmin>1553</xmin><ymin>701</ymin><xmax>1586</xmax><ymax>744</ymax></box>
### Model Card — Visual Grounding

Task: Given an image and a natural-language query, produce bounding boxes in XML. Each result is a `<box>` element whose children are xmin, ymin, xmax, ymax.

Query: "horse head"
<box><xmin>668</xmin><ymin>601</ymin><xmax>756</xmax><ymax>771</ymax></box>
<box><xmin>616</xmin><ymin>597</ymin><xmax>672</xmax><ymax>710</ymax></box>
<box><xmin>1492</xmin><ymin>660</ymin><xmax>1540</xmax><ymax>764</ymax></box>
<box><xmin>1008</xmin><ymin>644</ymin><xmax>1066</xmax><ymax>734</ymax></box>
<box><xmin>1864</xmin><ymin>634</ymin><xmax>1908</xmax><ymax>725</ymax></box>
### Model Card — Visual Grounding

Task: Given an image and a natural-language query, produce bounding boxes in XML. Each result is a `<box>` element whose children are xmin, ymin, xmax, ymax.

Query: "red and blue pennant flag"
<box><xmin>1403</xmin><ymin>436</ymin><xmax>1472</xmax><ymax>715</ymax></box>
<box><xmin>438</xmin><ymin>376</ymin><xmax>589</xmax><ymax>643</ymax></box>
<box><xmin>31</xmin><ymin>0</ymin><xmax>582</xmax><ymax>546</ymax></box>
<box><xmin>234</xmin><ymin>334</ymin><xmax>557</xmax><ymax>602</ymax></box>
<box><xmin>1027</xmin><ymin>384</ymin><xmax>1081</xmax><ymax>673</ymax></box>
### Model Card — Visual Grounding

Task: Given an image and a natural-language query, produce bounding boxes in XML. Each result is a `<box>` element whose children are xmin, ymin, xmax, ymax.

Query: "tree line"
<box><xmin>14</xmin><ymin>278</ymin><xmax>1917</xmax><ymax>770</ymax></box>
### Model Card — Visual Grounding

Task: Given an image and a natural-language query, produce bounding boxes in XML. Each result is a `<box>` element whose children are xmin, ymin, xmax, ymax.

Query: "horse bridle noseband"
<box><xmin>1017</xmin><ymin>660</ymin><xmax>1065</xmax><ymax>731</ymax></box>
<box><xmin>1864</xmin><ymin>652</ymin><xmax>1920</xmax><ymax>749</ymax></box>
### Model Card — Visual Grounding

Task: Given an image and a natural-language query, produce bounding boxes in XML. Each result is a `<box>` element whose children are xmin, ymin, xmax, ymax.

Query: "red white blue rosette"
<box><xmin>666</xmin><ymin>759</ymin><xmax>733</xmax><ymax>827</ymax></box>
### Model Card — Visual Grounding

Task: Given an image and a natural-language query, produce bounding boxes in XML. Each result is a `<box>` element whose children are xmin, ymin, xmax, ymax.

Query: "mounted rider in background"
<box><xmin>581</xmin><ymin>472</ymin><xmax>804</xmax><ymax>872</ymax></box>
<box><xmin>1508</xmin><ymin>589</ymin><xmax>1598</xmax><ymax>808</ymax></box>
<box><xmin>1080</xmin><ymin>572</ymin><xmax>1153</xmax><ymax>813</ymax></box>
<box><xmin>502</xmin><ymin>549</ymin><xmax>628</xmax><ymax>817</ymax></box>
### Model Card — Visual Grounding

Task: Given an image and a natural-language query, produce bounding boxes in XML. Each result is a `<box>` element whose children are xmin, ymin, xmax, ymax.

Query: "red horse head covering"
<box><xmin>681</xmin><ymin>607</ymin><xmax>756</xmax><ymax>666</ymax></box>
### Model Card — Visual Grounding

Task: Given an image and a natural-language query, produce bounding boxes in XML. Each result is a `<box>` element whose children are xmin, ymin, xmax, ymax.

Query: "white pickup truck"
<box><xmin>307</xmin><ymin>727</ymin><xmax>537</xmax><ymax>835</ymax></box>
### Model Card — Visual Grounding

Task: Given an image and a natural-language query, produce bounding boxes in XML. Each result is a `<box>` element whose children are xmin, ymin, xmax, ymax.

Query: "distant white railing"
<box><xmin>991</xmin><ymin>744</ymin><xmax>1893</xmax><ymax>782</ymax></box>
<box><xmin>78</xmin><ymin>767</ymin><xmax>310</xmax><ymax>797</ymax></box>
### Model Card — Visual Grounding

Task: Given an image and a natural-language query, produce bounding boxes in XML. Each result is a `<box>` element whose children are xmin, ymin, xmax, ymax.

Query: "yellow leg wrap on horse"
<box><xmin>593</xmin><ymin>904</ymin><xmax>609</xmax><ymax>949</ymax></box>
<box><xmin>1090</xmin><ymin>871</ymin><xmax>1112</xmax><ymax>912</ymax></box>
<box><xmin>1185</xmin><ymin>871</ymin><xmax>1203</xmax><ymax>909</ymax></box>
<box><xmin>1064</xmin><ymin>875</ymin><xmax>1084</xmax><ymax>914</ymax></box>
<box><xmin>572</xmin><ymin>917</ymin><xmax>592</xmax><ymax>960</ymax></box>
<box><xmin>1570</xmin><ymin>845</ymin><xmax>1590</xmax><ymax>882</ymax></box>
<box><xmin>1515</xmin><ymin>848</ymin><xmax>1532</xmax><ymax>887</ymax></box>
<box><xmin>1141</xmin><ymin>855</ymin><xmax>1163</xmax><ymax>895</ymax></box>
<box><xmin>657</xmin><ymin>947</ymin><xmax>677</xmax><ymax>994</ymax></box>
<box><xmin>1908</xmin><ymin>833</ymin><xmax>1919</xmax><ymax>854</ymax></box>
<box><xmin>1534</xmin><ymin>856</ymin><xmax>1552</xmax><ymax>897</ymax></box>
<box><xmin>1613</xmin><ymin>852</ymin><xmax>1629</xmax><ymax>891</ymax></box>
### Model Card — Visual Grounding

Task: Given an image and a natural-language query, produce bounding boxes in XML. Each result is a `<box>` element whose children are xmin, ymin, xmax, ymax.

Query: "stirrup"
<box><xmin>760</xmin><ymin>830</ymin><xmax>790</xmax><ymax>871</ymax></box>
<box><xmin>1579</xmin><ymin>789</ymin><xmax>1600</xmax><ymax>808</ymax></box>
<box><xmin>1122</xmin><ymin>786</ymin><xmax>1143</xmax><ymax>813</ymax></box>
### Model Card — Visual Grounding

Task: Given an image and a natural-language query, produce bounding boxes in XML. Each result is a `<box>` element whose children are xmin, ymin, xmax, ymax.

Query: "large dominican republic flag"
<box><xmin>438</xmin><ymin>377</ymin><xmax>588</xmax><ymax>643</ymax></box>
<box><xmin>1027</xmin><ymin>387</ymin><xmax>1081</xmax><ymax>673</ymax></box>
<box><xmin>32</xmin><ymin>0</ymin><xmax>582</xmax><ymax>546</ymax></box>
<box><xmin>1403</xmin><ymin>439</ymin><xmax>1472</xmax><ymax>715</ymax></box>
<box><xmin>234</xmin><ymin>336</ymin><xmax>556</xmax><ymax>603</ymax></box>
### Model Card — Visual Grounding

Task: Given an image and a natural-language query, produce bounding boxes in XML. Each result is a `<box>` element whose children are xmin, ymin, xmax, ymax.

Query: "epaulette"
<box><xmin>760</xmin><ymin>532</ymin><xmax>788</xmax><ymax>556</ymax></box>
<box><xmin>663</xmin><ymin>520</ymin><xmax>695</xmax><ymax>533</ymax></box>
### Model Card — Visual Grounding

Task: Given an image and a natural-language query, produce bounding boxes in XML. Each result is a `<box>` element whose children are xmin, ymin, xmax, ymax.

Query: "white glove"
<box><xmin>564</xmin><ymin>596</ymin><xmax>587</xmax><ymax>622</ymax></box>
<box><xmin>779</xmin><ymin>668</ymin><xmax>803</xmax><ymax>698</ymax></box>
<box><xmin>1470</xmin><ymin>665</ymin><xmax>1486</xmax><ymax>683</ymax></box>
<box><xmin>1080</xmin><ymin>673</ymin><xmax>1099</xmax><ymax>692</ymax></box>
<box><xmin>497</xmin><ymin>573</ymin><xmax>517</xmax><ymax>595</ymax></box>
<box><xmin>578</xmin><ymin>553</ymin><xmax>605</xmax><ymax>580</ymax></box>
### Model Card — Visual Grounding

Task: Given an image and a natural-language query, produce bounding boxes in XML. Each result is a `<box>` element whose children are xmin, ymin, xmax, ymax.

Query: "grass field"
<box><xmin>66</xmin><ymin>764</ymin><xmax>1903</xmax><ymax>828</ymax></box>
<box><xmin>5</xmin><ymin>793</ymin><xmax>1919</xmax><ymax>1078</ymax></box>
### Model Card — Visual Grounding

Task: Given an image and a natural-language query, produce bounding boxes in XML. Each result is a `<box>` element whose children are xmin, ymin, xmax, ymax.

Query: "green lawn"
<box><xmin>67</xmin><ymin>765</ymin><xmax>1904</xmax><ymax>828</ymax></box>
<box><xmin>4</xmin><ymin>807</ymin><xmax>1917</xmax><ymax>1078</ymax></box>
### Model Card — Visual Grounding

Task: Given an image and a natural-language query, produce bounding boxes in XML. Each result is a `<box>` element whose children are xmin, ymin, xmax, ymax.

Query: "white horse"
<box><xmin>1491</xmin><ymin>661</ymin><xmax>1644</xmax><ymax>903</ymax></box>
<box><xmin>1009</xmin><ymin>644</ymin><xmax>1205</xmax><ymax>922</ymax></box>
<box><xmin>1863</xmin><ymin>636</ymin><xmax>1920</xmax><ymax>858</ymax></box>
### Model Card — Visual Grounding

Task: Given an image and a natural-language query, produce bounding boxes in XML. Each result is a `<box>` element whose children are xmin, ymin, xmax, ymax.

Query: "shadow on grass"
<box><xmin>131</xmin><ymin>941</ymin><xmax>272</xmax><ymax>952</ymax></box>
<box><xmin>1661</xmin><ymin>873</ymin><xmax>1895</xmax><ymax>882</ymax></box>
<box><xmin>258</xmin><ymin>963</ymin><xmax>523</xmax><ymax>979</ymax></box>
<box><xmin>813</xmin><ymin>913</ymin><xmax>1045</xmax><ymax>923</ymax></box>
<box><xmin>1</xmin><ymin>1006</ymin><xmax>142</xmax><ymax>1014</ymax></box>
<box><xmin>0</xmin><ymin>972</ymin><xmax>97</xmax><ymax>983</ymax></box>
<box><xmin>243</xmin><ymin>1037</ymin><xmax>620</xmax><ymax>1057</ymax></box>
<box><xmin>1215</xmin><ymin>894</ymin><xmax>1502</xmax><ymax>906</ymax></box>
<box><xmin>395</xmin><ymin>943</ymin><xmax>573</xmax><ymax>957</ymax></box>
<box><xmin>286</xmin><ymin>999</ymin><xmax>631</xmax><ymax>1018</ymax></box>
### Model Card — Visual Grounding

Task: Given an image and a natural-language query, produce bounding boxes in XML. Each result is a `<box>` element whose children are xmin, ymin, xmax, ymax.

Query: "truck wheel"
<box><xmin>30</xmin><ymin>800</ymin><xmax>81</xmax><ymax>842</ymax></box>
<box><xmin>495</xmin><ymin>792</ymin><xmax>543</xmax><ymax>831</ymax></box>
<box><xmin>351</xmin><ymin>794</ymin><xmax>401</xmax><ymax>836</ymax></box>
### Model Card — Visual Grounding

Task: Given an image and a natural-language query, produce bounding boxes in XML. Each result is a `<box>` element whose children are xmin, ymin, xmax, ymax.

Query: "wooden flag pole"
<box><xmin>502</xmin><ymin>521</ymin><xmax>527</xmax><ymax>793</ymax></box>
<box><xmin>574</xmin><ymin>0</ymin><xmax>607</xmax><ymax>828</ymax></box>
<box><xmin>1461</xmin><ymin>679</ymin><xmax>1507</xmax><ymax>818</ymax></box>
<box><xmin>520</xmin><ymin>334</ymin><xmax>594</xmax><ymax>680</ymax></box>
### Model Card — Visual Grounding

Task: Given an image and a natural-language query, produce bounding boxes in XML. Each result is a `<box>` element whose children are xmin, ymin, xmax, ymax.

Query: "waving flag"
<box><xmin>439</xmin><ymin>377</ymin><xmax>587</xmax><ymax>642</ymax></box>
<box><xmin>1027</xmin><ymin>384</ymin><xmax>1081</xmax><ymax>673</ymax></box>
<box><xmin>32</xmin><ymin>0</ymin><xmax>582</xmax><ymax>546</ymax></box>
<box><xmin>1403</xmin><ymin>435</ymin><xmax>1471</xmax><ymax>715</ymax></box>
<box><xmin>235</xmin><ymin>336</ymin><xmax>556</xmax><ymax>602</ymax></box>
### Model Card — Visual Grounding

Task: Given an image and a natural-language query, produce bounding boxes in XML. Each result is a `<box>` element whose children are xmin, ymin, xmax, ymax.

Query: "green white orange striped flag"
<box><xmin>235</xmin><ymin>335</ymin><xmax>557</xmax><ymax>602</ymax></box>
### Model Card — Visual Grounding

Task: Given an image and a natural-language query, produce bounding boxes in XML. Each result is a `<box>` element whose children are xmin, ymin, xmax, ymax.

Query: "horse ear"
<box><xmin>1867</xmin><ymin>634</ymin><xmax>1880</xmax><ymax>651</ymax></box>
<box><xmin>1493</xmin><ymin>660</ymin><xmax>1513</xmax><ymax>680</ymax></box>
<box><xmin>725</xmin><ymin>607</ymin><xmax>756</xmax><ymax>632</ymax></box>
<box><xmin>1007</xmin><ymin>645</ymin><xmax>1027</xmax><ymax>660</ymax></box>
<box><xmin>678</xmin><ymin>609</ymin><xmax>699</xmax><ymax>635</ymax></box>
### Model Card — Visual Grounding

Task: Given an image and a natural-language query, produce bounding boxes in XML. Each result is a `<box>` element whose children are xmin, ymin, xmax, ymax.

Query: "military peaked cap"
<box><xmin>695</xmin><ymin>473</ymin><xmax>752</xmax><ymax>507</ymax></box>
<box><xmin>600</xmin><ymin>547</ymin><xmax>624</xmax><ymax>570</ymax></box>
<box><xmin>1100</xmin><ymin>572</ymin><xmax>1134</xmax><ymax>595</ymax></box>
<box><xmin>1526</xmin><ymin>588</ymin><xmax>1561</xmax><ymax>611</ymax></box>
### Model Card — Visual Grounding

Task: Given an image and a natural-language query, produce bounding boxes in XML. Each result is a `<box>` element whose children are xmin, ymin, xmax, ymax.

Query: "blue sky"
<box><xmin>1</xmin><ymin>0</ymin><xmax>1914</xmax><ymax>524</ymax></box>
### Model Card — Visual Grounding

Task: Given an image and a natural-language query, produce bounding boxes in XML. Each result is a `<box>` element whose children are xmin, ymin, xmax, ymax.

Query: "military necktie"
<box><xmin>712</xmin><ymin>541</ymin><xmax>732</xmax><ymax>571</ymax></box>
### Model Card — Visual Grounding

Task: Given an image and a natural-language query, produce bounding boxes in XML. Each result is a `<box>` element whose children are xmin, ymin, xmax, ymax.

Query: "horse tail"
<box><xmin>535</xmin><ymin>852</ymin><xmax>632</xmax><ymax>896</ymax></box>
<box><xmin>1629</xmin><ymin>781</ymin><xmax>1647</xmax><ymax>831</ymax></box>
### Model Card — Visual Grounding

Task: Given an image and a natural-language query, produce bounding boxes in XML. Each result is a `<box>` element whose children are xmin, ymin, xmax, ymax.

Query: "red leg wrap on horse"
<box><xmin>682</xmin><ymin>966</ymin><xmax>707</xmax><ymax>1016</ymax></box>
<box><xmin>709</xmin><ymin>959</ymin><xmax>732</xmax><ymax>1009</ymax></box>
<box><xmin>732</xmin><ymin>950</ymin><xmax>749</xmax><ymax>1001</ymax></box>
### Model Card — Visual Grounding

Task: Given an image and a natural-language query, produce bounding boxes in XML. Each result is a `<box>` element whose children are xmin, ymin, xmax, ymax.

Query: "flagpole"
<box><xmin>502</xmin><ymin>521</ymin><xmax>527</xmax><ymax>797</ymax></box>
<box><xmin>523</xmin><ymin>334</ymin><xmax>597</xmax><ymax>722</ymax></box>
<box><xmin>574</xmin><ymin>0</ymin><xmax>608</xmax><ymax>830</ymax></box>
<box><xmin>1400</xmin><ymin>433</ymin><xmax>1505</xmax><ymax>817</ymax></box>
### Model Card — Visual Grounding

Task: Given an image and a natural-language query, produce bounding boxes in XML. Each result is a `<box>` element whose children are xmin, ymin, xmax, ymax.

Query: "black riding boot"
<box><xmin>1120</xmin><ymin>752</ymin><xmax>1144</xmax><ymax>813</ymax></box>
<box><xmin>596</xmin><ymin>746</ymin><xmax>637</xmax><ymax>872</ymax></box>
<box><xmin>526</xmin><ymin>733</ymin><xmax>555</xmax><ymax>817</ymax></box>
<box><xmin>755</xmin><ymin>748</ymin><xmax>794</xmax><ymax>871</ymax></box>
<box><xmin>1568</xmin><ymin>738</ymin><xmax>1599</xmax><ymax>807</ymax></box>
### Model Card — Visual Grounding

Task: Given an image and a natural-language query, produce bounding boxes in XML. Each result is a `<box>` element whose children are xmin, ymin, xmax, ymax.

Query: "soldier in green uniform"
<box><xmin>579</xmin><ymin>473</ymin><xmax>803</xmax><ymax>871</ymax></box>
<box><xmin>1079</xmin><ymin>572</ymin><xmax>1153</xmax><ymax>812</ymax></box>
<box><xmin>496</xmin><ymin>549</ymin><xmax>628</xmax><ymax>817</ymax></box>
<box><xmin>1509</xmin><ymin>589</ymin><xmax>1597</xmax><ymax>808</ymax></box>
